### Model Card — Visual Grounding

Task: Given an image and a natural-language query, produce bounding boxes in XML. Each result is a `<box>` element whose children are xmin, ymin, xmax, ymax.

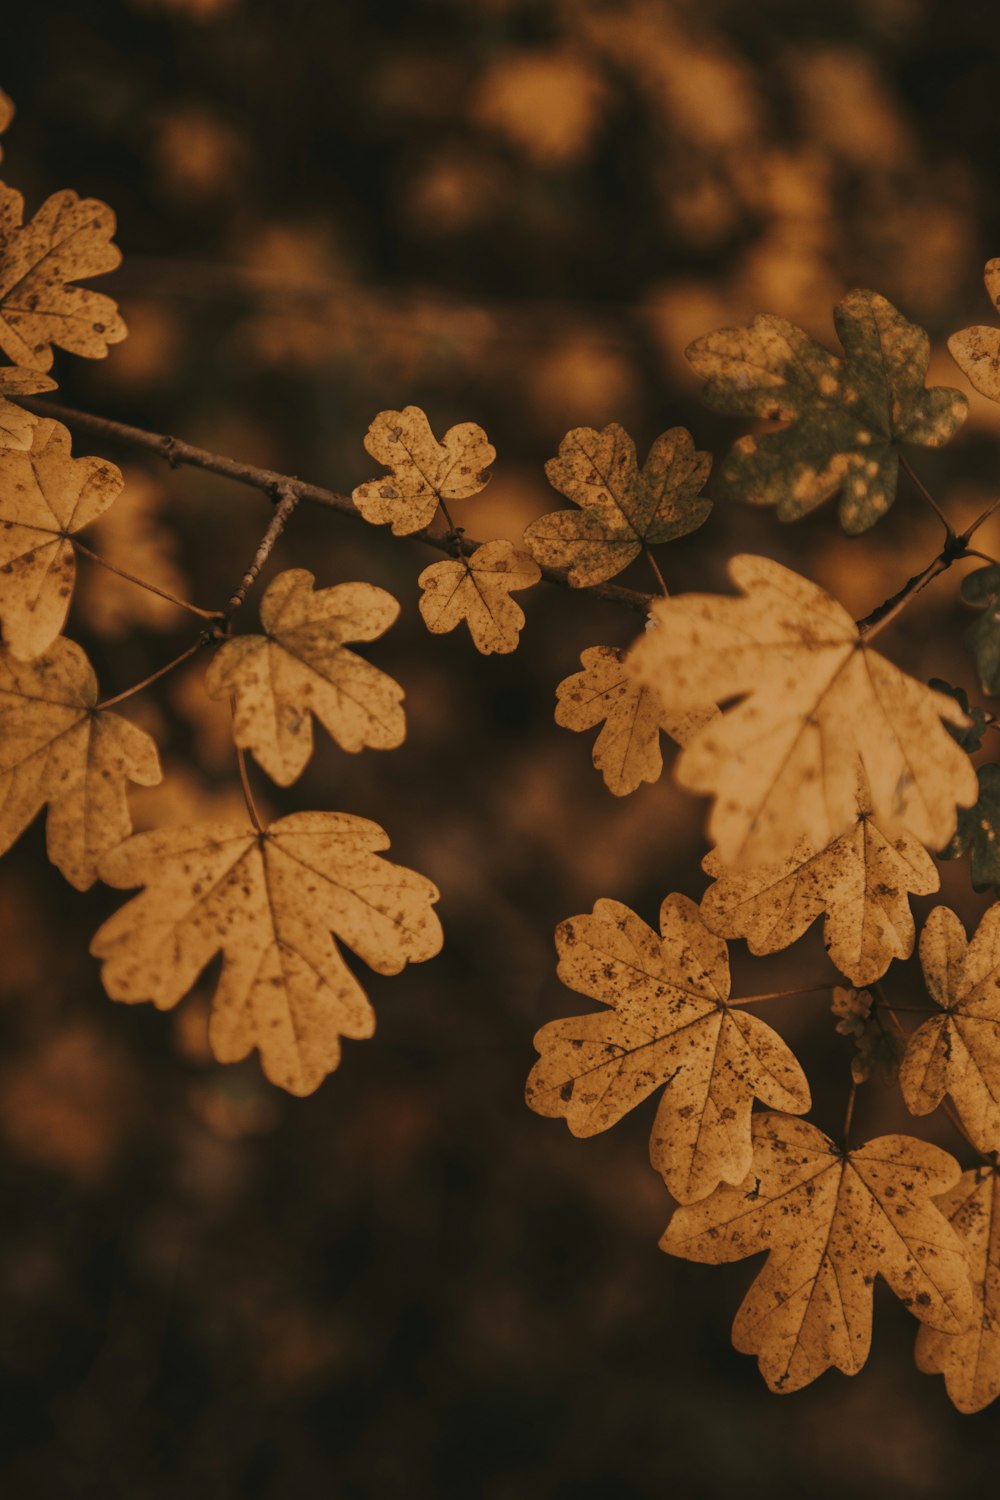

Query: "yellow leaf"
<box><xmin>0</xmin><ymin>417</ymin><xmax>123</xmax><ymax>659</ymax></box>
<box><xmin>900</xmin><ymin>905</ymin><xmax>1000</xmax><ymax>1153</ymax></box>
<box><xmin>627</xmin><ymin>554</ymin><xmax>977</xmax><ymax>864</ymax></box>
<box><xmin>0</xmin><ymin>637</ymin><xmax>161</xmax><ymax>888</ymax></box>
<box><xmin>92</xmin><ymin>811</ymin><xmax>443</xmax><ymax>1096</ymax></box>
<box><xmin>661</xmin><ymin>1113</ymin><xmax>972</xmax><ymax>1392</ymax></box>
<box><xmin>418</xmin><ymin>539</ymin><xmax>539</xmax><ymax>655</ymax></box>
<box><xmin>523</xmin><ymin>424</ymin><xmax>711</xmax><ymax>587</ymax></box>
<box><xmin>0</xmin><ymin>363</ymin><xmax>56</xmax><ymax>450</ymax></box>
<box><xmin>205</xmin><ymin>568</ymin><xmax>405</xmax><ymax>785</ymax></box>
<box><xmin>554</xmin><ymin>644</ymin><xmax>716</xmax><ymax>795</ymax></box>
<box><xmin>948</xmin><ymin>259</ymin><xmax>1000</xmax><ymax>403</ymax></box>
<box><xmin>0</xmin><ymin>182</ymin><xmax>127</xmax><ymax>371</ymax></box>
<box><xmin>526</xmin><ymin>895</ymin><xmax>809</xmax><ymax>1203</ymax></box>
<box><xmin>352</xmin><ymin>405</ymin><xmax>495</xmax><ymax>536</ymax></box>
<box><xmin>916</xmin><ymin>1165</ymin><xmax>1000</xmax><ymax>1413</ymax></box>
<box><xmin>701</xmin><ymin>812</ymin><xmax>939</xmax><ymax>987</ymax></box>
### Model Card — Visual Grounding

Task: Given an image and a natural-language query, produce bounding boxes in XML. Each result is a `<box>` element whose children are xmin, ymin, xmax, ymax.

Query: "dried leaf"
<box><xmin>701</xmin><ymin>813</ymin><xmax>939</xmax><ymax>987</ymax></box>
<box><xmin>960</xmin><ymin>564</ymin><xmax>1000</xmax><ymax>696</ymax></box>
<box><xmin>554</xmin><ymin>645</ymin><xmax>717</xmax><ymax>795</ymax></box>
<box><xmin>0</xmin><ymin>637</ymin><xmax>161</xmax><ymax>888</ymax></box>
<box><xmin>352</xmin><ymin>405</ymin><xmax>494</xmax><ymax>536</ymax></box>
<box><xmin>525</xmin><ymin>894</ymin><xmax>809</xmax><ymax>1204</ymax></box>
<box><xmin>687</xmin><ymin>290</ymin><xmax>967</xmax><ymax>532</ymax></box>
<box><xmin>92</xmin><ymin>811</ymin><xmax>443</xmax><ymax>1096</ymax></box>
<box><xmin>916</xmin><ymin>1165</ymin><xmax>1000</xmax><ymax>1413</ymax></box>
<box><xmin>0</xmin><ymin>182</ymin><xmax>127</xmax><ymax>371</ymax></box>
<box><xmin>661</xmin><ymin>1113</ymin><xmax>972</xmax><ymax>1392</ymax></box>
<box><xmin>205</xmin><ymin>568</ymin><xmax>405</xmax><ymax>785</ymax></box>
<box><xmin>523</xmin><ymin>424</ymin><xmax>711</xmax><ymax>587</ymax></box>
<box><xmin>948</xmin><ymin>260</ymin><xmax>1000</xmax><ymax>403</ymax></box>
<box><xmin>900</xmin><ymin>905</ymin><xmax>1000</xmax><ymax>1153</ymax></box>
<box><xmin>418</xmin><ymin>539</ymin><xmax>539</xmax><ymax>655</ymax></box>
<box><xmin>942</xmin><ymin>763</ymin><xmax>1000</xmax><ymax>893</ymax></box>
<box><xmin>0</xmin><ymin>363</ymin><xmax>56</xmax><ymax>450</ymax></box>
<box><xmin>831</xmin><ymin>985</ymin><xmax>903</xmax><ymax>1084</ymax></box>
<box><xmin>0</xmin><ymin>417</ymin><xmax>123</xmax><ymax>658</ymax></box>
<box><xmin>627</xmin><ymin>554</ymin><xmax>977</xmax><ymax>865</ymax></box>
<box><xmin>930</xmin><ymin>678</ymin><xmax>987</xmax><ymax>753</ymax></box>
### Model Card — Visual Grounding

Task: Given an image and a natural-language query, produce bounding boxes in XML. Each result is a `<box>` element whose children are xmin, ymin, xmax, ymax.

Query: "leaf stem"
<box><xmin>95</xmin><ymin>637</ymin><xmax>207</xmax><ymax>711</ymax></box>
<box><xmin>234</xmin><ymin>737</ymin><xmax>264</xmax><ymax>834</ymax></box>
<box><xmin>842</xmin><ymin>1080</ymin><xmax>857</xmax><ymax>1149</ymax></box>
<box><xmin>644</xmin><ymin>547</ymin><xmax>669</xmax><ymax>598</ymax></box>
<box><xmin>71</xmin><ymin>537</ymin><xmax>224</xmax><ymax>622</ymax></box>
<box><xmin>730</xmin><ymin>982</ymin><xmax>833</xmax><ymax>1006</ymax></box>
<box><xmin>899</xmin><ymin>456</ymin><xmax>954</xmax><ymax>539</ymax></box>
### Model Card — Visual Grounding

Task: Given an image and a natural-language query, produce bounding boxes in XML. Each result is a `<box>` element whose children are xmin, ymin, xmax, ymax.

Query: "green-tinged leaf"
<box><xmin>523</xmin><ymin>424</ymin><xmax>711</xmax><ymax>587</ymax></box>
<box><xmin>930</xmin><ymin>678</ymin><xmax>987</xmax><ymax>752</ymax></box>
<box><xmin>942</xmin><ymin>763</ymin><xmax>1000</xmax><ymax>892</ymax></box>
<box><xmin>687</xmin><ymin>289</ymin><xmax>967</xmax><ymax>533</ymax></box>
<box><xmin>962</xmin><ymin>565</ymin><xmax>1000</xmax><ymax>695</ymax></box>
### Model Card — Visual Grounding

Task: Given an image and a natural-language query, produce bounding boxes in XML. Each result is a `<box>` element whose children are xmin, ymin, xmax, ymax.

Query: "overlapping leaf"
<box><xmin>525</xmin><ymin>894</ymin><xmax>810</xmax><ymax>1204</ymax></box>
<box><xmin>352</xmin><ymin>405</ymin><xmax>495</xmax><ymax>536</ymax></box>
<box><xmin>627</xmin><ymin>554</ymin><xmax>977</xmax><ymax>865</ymax></box>
<box><xmin>0</xmin><ymin>416</ymin><xmax>123</xmax><ymax>658</ymax></box>
<box><xmin>701</xmin><ymin>812</ymin><xmax>939</xmax><ymax>986</ymax></box>
<box><xmin>900</xmin><ymin>905</ymin><xmax>1000</xmax><ymax>1153</ymax></box>
<box><xmin>0</xmin><ymin>181</ymin><xmax>127</xmax><ymax>371</ymax></box>
<box><xmin>661</xmin><ymin>1113</ymin><xmax>972</xmax><ymax>1393</ymax></box>
<box><xmin>916</xmin><ymin>1166</ymin><xmax>1000</xmax><ymax>1413</ymax></box>
<box><xmin>0</xmin><ymin>636</ymin><xmax>161</xmax><ymax>888</ymax></box>
<box><xmin>948</xmin><ymin>259</ymin><xmax>1000</xmax><ymax>403</ymax></box>
<box><xmin>523</xmin><ymin>424</ymin><xmax>711</xmax><ymax>587</ymax></box>
<box><xmin>960</xmin><ymin>565</ymin><xmax>1000</xmax><ymax>695</ymax></box>
<box><xmin>205</xmin><ymin>568</ymin><xmax>405</xmax><ymax>785</ymax></box>
<box><xmin>554</xmin><ymin>644</ymin><xmax>717</xmax><ymax>795</ymax></box>
<box><xmin>687</xmin><ymin>290</ymin><xmax>967</xmax><ymax>532</ymax></box>
<box><xmin>92</xmin><ymin>811</ymin><xmax>443</xmax><ymax>1096</ymax></box>
<box><xmin>831</xmin><ymin>985</ymin><xmax>903</xmax><ymax>1084</ymax></box>
<box><xmin>418</xmin><ymin>539</ymin><xmax>539</xmax><ymax>654</ymax></box>
<box><xmin>0</xmin><ymin>363</ymin><xmax>55</xmax><ymax>450</ymax></box>
<box><xmin>942</xmin><ymin>763</ymin><xmax>1000</xmax><ymax>893</ymax></box>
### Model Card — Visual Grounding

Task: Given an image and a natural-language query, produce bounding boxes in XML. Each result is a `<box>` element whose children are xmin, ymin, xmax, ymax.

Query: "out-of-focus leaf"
<box><xmin>0</xmin><ymin>364</ymin><xmax>55</xmax><ymax>451</ymax></box>
<box><xmin>831</xmin><ymin>985</ymin><xmax>903</xmax><ymax>1083</ymax></box>
<box><xmin>948</xmin><ymin>259</ymin><xmax>1000</xmax><ymax>403</ymax></box>
<box><xmin>930</xmin><ymin>678</ymin><xmax>987</xmax><ymax>751</ymax></box>
<box><xmin>961</xmin><ymin>565</ymin><xmax>1000</xmax><ymax>695</ymax></box>
<box><xmin>941</xmin><ymin>763</ymin><xmax>1000</xmax><ymax>892</ymax></box>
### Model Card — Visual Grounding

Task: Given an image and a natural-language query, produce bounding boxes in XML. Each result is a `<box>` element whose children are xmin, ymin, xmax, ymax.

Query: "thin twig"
<box><xmin>224</xmin><ymin>484</ymin><xmax>299</xmax><ymax>615</ymax></box>
<box><xmin>23</xmin><ymin>399</ymin><xmax>654</xmax><ymax>617</ymax></box>
<box><xmin>71</xmin><ymin>537</ymin><xmax>223</xmax><ymax>622</ymax></box>
<box><xmin>842</xmin><ymin>1080</ymin><xmax>857</xmax><ymax>1150</ymax></box>
<box><xmin>95</xmin><ymin>637</ymin><xmax>206</xmax><ymax>711</ymax></box>
<box><xmin>899</xmin><ymin>455</ymin><xmax>954</xmax><ymax>538</ymax></box>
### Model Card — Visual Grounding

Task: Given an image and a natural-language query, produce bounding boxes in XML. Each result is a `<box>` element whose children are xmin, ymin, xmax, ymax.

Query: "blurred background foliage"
<box><xmin>3</xmin><ymin>0</ymin><xmax>1000</xmax><ymax>1493</ymax></box>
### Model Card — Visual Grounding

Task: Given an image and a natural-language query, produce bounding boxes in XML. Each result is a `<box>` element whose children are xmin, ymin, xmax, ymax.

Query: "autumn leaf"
<box><xmin>0</xmin><ymin>636</ymin><xmax>161</xmax><ymax>888</ymax></box>
<box><xmin>831</xmin><ymin>986</ymin><xmax>903</xmax><ymax>1084</ymax></box>
<box><xmin>948</xmin><ymin>259</ymin><xmax>1000</xmax><ymax>403</ymax></box>
<box><xmin>205</xmin><ymin>568</ymin><xmax>405</xmax><ymax>785</ymax></box>
<box><xmin>0</xmin><ymin>416</ymin><xmax>123</xmax><ymax>659</ymax></box>
<box><xmin>959</xmin><ymin>564</ymin><xmax>1000</xmax><ymax>695</ymax></box>
<box><xmin>0</xmin><ymin>181</ymin><xmax>127</xmax><ymax>371</ymax></box>
<box><xmin>0</xmin><ymin>90</ymin><xmax>13</xmax><ymax>160</ymax></box>
<box><xmin>701</xmin><ymin>812</ymin><xmax>939</xmax><ymax>987</ymax></box>
<box><xmin>522</xmin><ymin>424</ymin><xmax>711</xmax><ymax>587</ymax></box>
<box><xmin>916</xmin><ymin>1165</ymin><xmax>1000</xmax><ymax>1413</ymax></box>
<box><xmin>0</xmin><ymin>363</ymin><xmax>56</xmax><ymax>450</ymax></box>
<box><xmin>418</xmin><ymin>539</ymin><xmax>539</xmax><ymax>655</ymax></box>
<box><xmin>687</xmin><ymin>290</ymin><xmax>967</xmax><ymax>532</ymax></box>
<box><xmin>554</xmin><ymin>644</ymin><xmax>717</xmax><ymax>796</ymax></box>
<box><xmin>525</xmin><ymin>894</ymin><xmax>809</xmax><ymax>1204</ymax></box>
<box><xmin>661</xmin><ymin>1113</ymin><xmax>972</xmax><ymax>1393</ymax></box>
<box><xmin>942</xmin><ymin>764</ymin><xmax>1000</xmax><ymax>893</ymax></box>
<box><xmin>352</xmin><ymin>405</ymin><xmax>495</xmax><ymax>536</ymax></box>
<box><xmin>627</xmin><ymin>554</ymin><xmax>977</xmax><ymax>865</ymax></box>
<box><xmin>900</xmin><ymin>905</ymin><xmax>1000</xmax><ymax>1153</ymax></box>
<box><xmin>931</xmin><ymin>677</ymin><xmax>986</xmax><ymax>752</ymax></box>
<box><xmin>92</xmin><ymin>811</ymin><xmax>443</xmax><ymax>1097</ymax></box>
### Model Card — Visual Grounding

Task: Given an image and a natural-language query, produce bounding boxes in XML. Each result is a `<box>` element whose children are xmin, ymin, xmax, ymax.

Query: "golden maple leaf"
<box><xmin>523</xmin><ymin>423</ymin><xmax>711</xmax><ymax>587</ymax></box>
<box><xmin>916</xmin><ymin>1165</ymin><xmax>1000</xmax><ymax>1413</ymax></box>
<box><xmin>418</xmin><ymin>539</ymin><xmax>540</xmax><ymax>654</ymax></box>
<box><xmin>526</xmin><ymin>894</ymin><xmax>810</xmax><ymax>1204</ymax></box>
<box><xmin>627</xmin><ymin>554</ymin><xmax>977</xmax><ymax>865</ymax></box>
<box><xmin>205</xmin><ymin>568</ymin><xmax>406</xmax><ymax>785</ymax></box>
<box><xmin>0</xmin><ymin>637</ymin><xmax>161</xmax><ymax>888</ymax></box>
<box><xmin>92</xmin><ymin>811</ymin><xmax>443</xmax><ymax>1096</ymax></box>
<box><xmin>900</xmin><ymin>905</ymin><xmax>1000</xmax><ymax>1153</ymax></box>
<box><xmin>0</xmin><ymin>182</ymin><xmax>127</xmax><ymax>371</ymax></box>
<box><xmin>0</xmin><ymin>363</ymin><xmax>56</xmax><ymax>450</ymax></box>
<box><xmin>0</xmin><ymin>417</ymin><xmax>123</xmax><ymax>659</ymax></box>
<box><xmin>352</xmin><ymin>405</ymin><xmax>495</xmax><ymax>536</ymax></box>
<box><xmin>948</xmin><ymin>259</ymin><xmax>1000</xmax><ymax>403</ymax></box>
<box><xmin>661</xmin><ymin>1112</ymin><xmax>972</xmax><ymax>1393</ymax></box>
<box><xmin>554</xmin><ymin>644</ymin><xmax>717</xmax><ymax>795</ymax></box>
<box><xmin>701</xmin><ymin>812</ymin><xmax>939</xmax><ymax>987</ymax></box>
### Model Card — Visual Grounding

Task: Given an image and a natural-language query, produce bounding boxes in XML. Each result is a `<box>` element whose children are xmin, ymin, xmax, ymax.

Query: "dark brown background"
<box><xmin>3</xmin><ymin>1</ymin><xmax>1000</xmax><ymax>1494</ymax></box>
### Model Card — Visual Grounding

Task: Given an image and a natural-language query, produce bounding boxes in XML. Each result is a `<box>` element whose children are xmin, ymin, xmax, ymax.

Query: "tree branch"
<box><xmin>24</xmin><ymin>398</ymin><xmax>655</xmax><ymax>617</ymax></box>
